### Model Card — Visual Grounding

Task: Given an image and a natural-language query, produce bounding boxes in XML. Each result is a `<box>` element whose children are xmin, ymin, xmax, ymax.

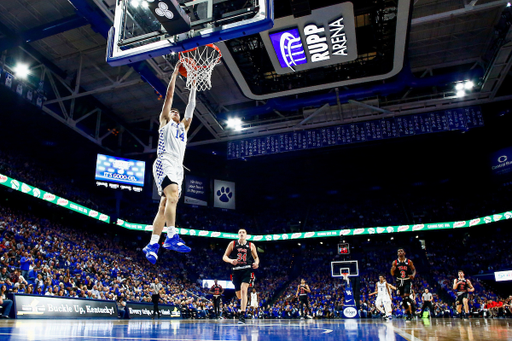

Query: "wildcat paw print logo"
<box><xmin>217</xmin><ymin>187</ymin><xmax>233</xmax><ymax>202</ymax></box>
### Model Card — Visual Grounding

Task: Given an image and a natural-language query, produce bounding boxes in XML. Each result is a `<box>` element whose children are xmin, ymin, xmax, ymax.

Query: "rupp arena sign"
<box><xmin>265</xmin><ymin>2</ymin><xmax>358</xmax><ymax>74</ymax></box>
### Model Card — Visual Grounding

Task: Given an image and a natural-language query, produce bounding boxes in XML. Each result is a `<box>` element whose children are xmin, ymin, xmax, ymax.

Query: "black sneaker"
<box><xmin>238</xmin><ymin>315</ymin><xmax>246</xmax><ymax>324</ymax></box>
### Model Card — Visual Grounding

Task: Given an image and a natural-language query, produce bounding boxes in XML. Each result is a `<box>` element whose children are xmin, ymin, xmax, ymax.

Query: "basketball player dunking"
<box><xmin>369</xmin><ymin>275</ymin><xmax>396</xmax><ymax>320</ymax></box>
<box><xmin>143</xmin><ymin>62</ymin><xmax>197</xmax><ymax>264</ymax></box>
<box><xmin>453</xmin><ymin>270</ymin><xmax>474</xmax><ymax>319</ymax></box>
<box><xmin>390</xmin><ymin>248</ymin><xmax>416</xmax><ymax>321</ymax></box>
<box><xmin>296</xmin><ymin>279</ymin><xmax>312</xmax><ymax>319</ymax></box>
<box><xmin>208</xmin><ymin>279</ymin><xmax>224</xmax><ymax>319</ymax></box>
<box><xmin>223</xmin><ymin>229</ymin><xmax>259</xmax><ymax>324</ymax></box>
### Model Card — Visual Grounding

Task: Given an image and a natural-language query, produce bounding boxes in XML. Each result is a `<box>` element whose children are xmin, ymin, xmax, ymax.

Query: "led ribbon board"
<box><xmin>0</xmin><ymin>173</ymin><xmax>110</xmax><ymax>223</ymax></box>
<box><xmin>2</xmin><ymin>173</ymin><xmax>511</xmax><ymax>241</ymax></box>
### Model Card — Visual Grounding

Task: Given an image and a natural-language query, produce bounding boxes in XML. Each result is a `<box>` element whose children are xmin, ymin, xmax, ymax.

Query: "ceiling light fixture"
<box><xmin>13</xmin><ymin>64</ymin><xmax>30</xmax><ymax>79</ymax></box>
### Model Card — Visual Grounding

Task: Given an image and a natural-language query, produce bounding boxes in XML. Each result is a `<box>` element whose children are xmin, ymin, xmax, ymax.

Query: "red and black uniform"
<box><xmin>393</xmin><ymin>258</ymin><xmax>413</xmax><ymax>295</ymax></box>
<box><xmin>210</xmin><ymin>284</ymin><xmax>223</xmax><ymax>317</ymax></box>
<box><xmin>230</xmin><ymin>240</ymin><xmax>254</xmax><ymax>291</ymax></box>
<box><xmin>455</xmin><ymin>278</ymin><xmax>469</xmax><ymax>304</ymax></box>
<box><xmin>298</xmin><ymin>284</ymin><xmax>310</xmax><ymax>316</ymax></box>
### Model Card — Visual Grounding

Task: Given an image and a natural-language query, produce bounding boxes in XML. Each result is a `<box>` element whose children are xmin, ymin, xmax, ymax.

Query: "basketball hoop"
<box><xmin>342</xmin><ymin>273</ymin><xmax>350</xmax><ymax>285</ymax></box>
<box><xmin>179</xmin><ymin>44</ymin><xmax>222</xmax><ymax>92</ymax></box>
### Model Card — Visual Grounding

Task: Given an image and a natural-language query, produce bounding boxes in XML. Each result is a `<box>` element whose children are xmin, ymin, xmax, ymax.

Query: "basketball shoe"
<box><xmin>163</xmin><ymin>234</ymin><xmax>191</xmax><ymax>253</ymax></box>
<box><xmin>143</xmin><ymin>243</ymin><xmax>160</xmax><ymax>264</ymax></box>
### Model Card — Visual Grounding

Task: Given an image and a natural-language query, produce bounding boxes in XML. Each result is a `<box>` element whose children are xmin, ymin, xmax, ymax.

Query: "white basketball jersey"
<box><xmin>157</xmin><ymin>121</ymin><xmax>187</xmax><ymax>165</ymax></box>
<box><xmin>251</xmin><ymin>292</ymin><xmax>257</xmax><ymax>303</ymax></box>
<box><xmin>377</xmin><ymin>282</ymin><xmax>390</xmax><ymax>299</ymax></box>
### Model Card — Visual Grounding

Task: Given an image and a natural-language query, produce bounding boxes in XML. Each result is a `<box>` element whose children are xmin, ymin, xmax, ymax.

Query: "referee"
<box><xmin>151</xmin><ymin>278</ymin><xmax>164</xmax><ymax>318</ymax></box>
<box><xmin>421</xmin><ymin>288</ymin><xmax>434</xmax><ymax>317</ymax></box>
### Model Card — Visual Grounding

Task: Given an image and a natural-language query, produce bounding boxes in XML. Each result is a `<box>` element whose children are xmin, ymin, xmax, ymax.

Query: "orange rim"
<box><xmin>178</xmin><ymin>43</ymin><xmax>222</xmax><ymax>67</ymax></box>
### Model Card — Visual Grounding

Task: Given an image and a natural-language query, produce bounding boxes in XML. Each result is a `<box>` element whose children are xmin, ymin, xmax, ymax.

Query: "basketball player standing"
<box><xmin>369</xmin><ymin>275</ymin><xmax>396</xmax><ymax>320</ymax></box>
<box><xmin>143</xmin><ymin>62</ymin><xmax>197</xmax><ymax>264</ymax></box>
<box><xmin>223</xmin><ymin>229</ymin><xmax>259</xmax><ymax>324</ymax></box>
<box><xmin>391</xmin><ymin>248</ymin><xmax>416</xmax><ymax>321</ymax></box>
<box><xmin>453</xmin><ymin>270</ymin><xmax>474</xmax><ymax>319</ymax></box>
<box><xmin>208</xmin><ymin>279</ymin><xmax>224</xmax><ymax>319</ymax></box>
<box><xmin>250</xmin><ymin>287</ymin><xmax>259</xmax><ymax>318</ymax></box>
<box><xmin>296</xmin><ymin>279</ymin><xmax>312</xmax><ymax>319</ymax></box>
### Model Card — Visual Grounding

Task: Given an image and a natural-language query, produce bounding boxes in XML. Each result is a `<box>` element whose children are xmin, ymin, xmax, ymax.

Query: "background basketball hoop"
<box><xmin>342</xmin><ymin>272</ymin><xmax>350</xmax><ymax>285</ymax></box>
<box><xmin>179</xmin><ymin>44</ymin><xmax>222</xmax><ymax>92</ymax></box>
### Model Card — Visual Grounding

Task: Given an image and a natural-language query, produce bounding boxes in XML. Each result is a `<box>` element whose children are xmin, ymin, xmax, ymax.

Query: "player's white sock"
<box><xmin>167</xmin><ymin>226</ymin><xmax>177</xmax><ymax>238</ymax></box>
<box><xmin>150</xmin><ymin>234</ymin><xmax>160</xmax><ymax>244</ymax></box>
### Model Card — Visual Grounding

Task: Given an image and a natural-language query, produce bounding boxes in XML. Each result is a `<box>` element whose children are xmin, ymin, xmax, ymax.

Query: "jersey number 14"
<box><xmin>175</xmin><ymin>129</ymin><xmax>185</xmax><ymax>142</ymax></box>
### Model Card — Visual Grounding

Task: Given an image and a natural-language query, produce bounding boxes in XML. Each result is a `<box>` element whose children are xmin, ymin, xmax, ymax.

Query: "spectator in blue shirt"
<box><xmin>20</xmin><ymin>252</ymin><xmax>32</xmax><ymax>279</ymax></box>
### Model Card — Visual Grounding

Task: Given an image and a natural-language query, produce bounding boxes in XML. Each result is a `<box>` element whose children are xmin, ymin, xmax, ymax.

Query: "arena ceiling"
<box><xmin>0</xmin><ymin>0</ymin><xmax>511</xmax><ymax>156</ymax></box>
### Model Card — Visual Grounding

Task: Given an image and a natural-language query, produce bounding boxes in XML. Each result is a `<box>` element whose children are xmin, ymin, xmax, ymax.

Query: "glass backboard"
<box><xmin>106</xmin><ymin>0</ymin><xmax>274</xmax><ymax>66</ymax></box>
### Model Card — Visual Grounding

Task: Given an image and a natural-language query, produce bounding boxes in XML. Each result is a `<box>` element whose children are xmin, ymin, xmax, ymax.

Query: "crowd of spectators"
<box><xmin>1</xmin><ymin>147</ymin><xmax>512</xmax><ymax>320</ymax></box>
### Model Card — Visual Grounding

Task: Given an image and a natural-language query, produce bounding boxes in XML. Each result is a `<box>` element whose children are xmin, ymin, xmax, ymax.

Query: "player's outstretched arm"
<box><xmin>251</xmin><ymin>243</ymin><xmax>259</xmax><ymax>269</ymax></box>
<box><xmin>160</xmin><ymin>63</ymin><xmax>181</xmax><ymax>128</ymax></box>
<box><xmin>182</xmin><ymin>87</ymin><xmax>197</xmax><ymax>132</ymax></box>
<box><xmin>387</xmin><ymin>283</ymin><xmax>397</xmax><ymax>291</ymax></box>
<box><xmin>222</xmin><ymin>241</ymin><xmax>237</xmax><ymax>266</ymax></box>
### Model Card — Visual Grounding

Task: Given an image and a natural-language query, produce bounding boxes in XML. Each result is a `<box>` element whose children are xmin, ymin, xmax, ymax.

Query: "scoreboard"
<box><xmin>338</xmin><ymin>243</ymin><xmax>350</xmax><ymax>255</ymax></box>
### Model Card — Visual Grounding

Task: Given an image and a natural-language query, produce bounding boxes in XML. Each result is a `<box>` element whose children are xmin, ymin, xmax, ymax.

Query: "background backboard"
<box><xmin>331</xmin><ymin>260</ymin><xmax>359</xmax><ymax>278</ymax></box>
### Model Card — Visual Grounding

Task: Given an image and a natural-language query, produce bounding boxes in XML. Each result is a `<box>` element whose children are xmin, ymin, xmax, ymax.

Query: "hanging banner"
<box><xmin>213</xmin><ymin>179</ymin><xmax>235</xmax><ymax>210</ymax></box>
<box><xmin>184</xmin><ymin>175</ymin><xmax>208</xmax><ymax>206</ymax></box>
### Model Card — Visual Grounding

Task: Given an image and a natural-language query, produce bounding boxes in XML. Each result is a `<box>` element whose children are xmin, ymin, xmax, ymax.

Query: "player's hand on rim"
<box><xmin>173</xmin><ymin>61</ymin><xmax>182</xmax><ymax>75</ymax></box>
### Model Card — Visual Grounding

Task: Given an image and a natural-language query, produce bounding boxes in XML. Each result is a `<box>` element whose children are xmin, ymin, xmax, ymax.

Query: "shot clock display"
<box><xmin>338</xmin><ymin>243</ymin><xmax>350</xmax><ymax>254</ymax></box>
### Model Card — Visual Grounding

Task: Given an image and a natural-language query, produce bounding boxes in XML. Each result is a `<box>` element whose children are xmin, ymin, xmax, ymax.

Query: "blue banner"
<box><xmin>342</xmin><ymin>280</ymin><xmax>358</xmax><ymax>319</ymax></box>
<box><xmin>490</xmin><ymin>146</ymin><xmax>512</xmax><ymax>178</ymax></box>
<box><xmin>227</xmin><ymin>107</ymin><xmax>483</xmax><ymax>160</ymax></box>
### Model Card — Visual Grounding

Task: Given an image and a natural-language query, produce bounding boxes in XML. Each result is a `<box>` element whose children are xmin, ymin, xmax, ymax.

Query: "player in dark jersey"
<box><xmin>295</xmin><ymin>279</ymin><xmax>312</xmax><ymax>319</ymax></box>
<box><xmin>453</xmin><ymin>270</ymin><xmax>474</xmax><ymax>319</ymax></box>
<box><xmin>208</xmin><ymin>279</ymin><xmax>224</xmax><ymax>319</ymax></box>
<box><xmin>223</xmin><ymin>229</ymin><xmax>259</xmax><ymax>324</ymax></box>
<box><xmin>390</xmin><ymin>248</ymin><xmax>416</xmax><ymax>321</ymax></box>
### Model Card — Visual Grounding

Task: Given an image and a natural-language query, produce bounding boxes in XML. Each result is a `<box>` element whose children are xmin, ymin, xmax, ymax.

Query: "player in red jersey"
<box><xmin>208</xmin><ymin>279</ymin><xmax>224</xmax><ymax>319</ymax></box>
<box><xmin>223</xmin><ymin>229</ymin><xmax>259</xmax><ymax>324</ymax></box>
<box><xmin>453</xmin><ymin>270</ymin><xmax>474</xmax><ymax>319</ymax></box>
<box><xmin>391</xmin><ymin>248</ymin><xmax>416</xmax><ymax>321</ymax></box>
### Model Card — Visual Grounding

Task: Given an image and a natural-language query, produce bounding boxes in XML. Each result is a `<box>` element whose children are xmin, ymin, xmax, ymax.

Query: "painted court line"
<box><xmin>0</xmin><ymin>333</ymin><xmax>222</xmax><ymax>341</ymax></box>
<box><xmin>392</xmin><ymin>325</ymin><xmax>425</xmax><ymax>341</ymax></box>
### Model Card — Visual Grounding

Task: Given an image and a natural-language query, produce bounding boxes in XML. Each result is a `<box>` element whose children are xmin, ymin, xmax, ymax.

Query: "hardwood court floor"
<box><xmin>0</xmin><ymin>318</ymin><xmax>510</xmax><ymax>340</ymax></box>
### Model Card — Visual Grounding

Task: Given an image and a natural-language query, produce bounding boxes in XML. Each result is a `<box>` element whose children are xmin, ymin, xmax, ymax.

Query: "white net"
<box><xmin>179</xmin><ymin>44</ymin><xmax>222</xmax><ymax>92</ymax></box>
